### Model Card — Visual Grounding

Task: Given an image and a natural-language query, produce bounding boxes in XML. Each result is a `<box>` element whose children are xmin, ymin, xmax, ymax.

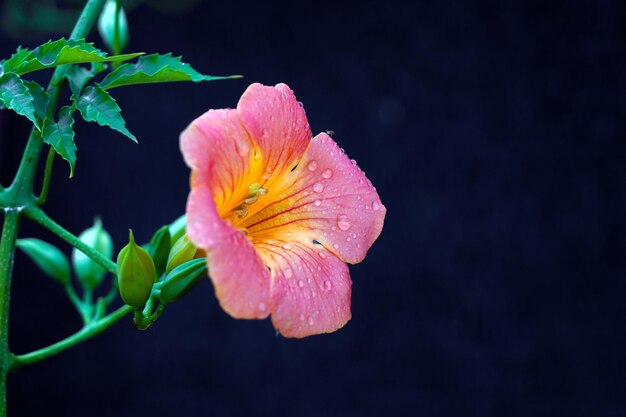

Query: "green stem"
<box><xmin>10</xmin><ymin>305</ymin><xmax>132</xmax><ymax>370</ymax></box>
<box><xmin>0</xmin><ymin>210</ymin><xmax>20</xmax><ymax>417</ymax></box>
<box><xmin>25</xmin><ymin>206</ymin><xmax>117</xmax><ymax>275</ymax></box>
<box><xmin>36</xmin><ymin>147</ymin><xmax>55</xmax><ymax>205</ymax></box>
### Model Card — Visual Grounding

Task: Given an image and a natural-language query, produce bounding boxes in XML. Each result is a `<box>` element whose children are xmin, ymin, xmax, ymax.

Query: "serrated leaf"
<box><xmin>99</xmin><ymin>53</ymin><xmax>238</xmax><ymax>90</ymax></box>
<box><xmin>75</xmin><ymin>85</ymin><xmax>136</xmax><ymax>142</ymax></box>
<box><xmin>16</xmin><ymin>238</ymin><xmax>70</xmax><ymax>285</ymax></box>
<box><xmin>23</xmin><ymin>80</ymin><xmax>51</xmax><ymax>121</ymax></box>
<box><xmin>1</xmin><ymin>38</ymin><xmax>143</xmax><ymax>75</ymax></box>
<box><xmin>43</xmin><ymin>106</ymin><xmax>76</xmax><ymax>177</ymax></box>
<box><xmin>65</xmin><ymin>65</ymin><xmax>95</xmax><ymax>97</ymax></box>
<box><xmin>0</xmin><ymin>73</ymin><xmax>40</xmax><ymax>130</ymax></box>
<box><xmin>1</xmin><ymin>46</ymin><xmax>30</xmax><ymax>74</ymax></box>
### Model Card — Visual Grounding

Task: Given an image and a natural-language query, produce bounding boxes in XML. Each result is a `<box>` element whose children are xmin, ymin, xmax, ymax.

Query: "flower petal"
<box><xmin>256</xmin><ymin>239</ymin><xmax>352</xmax><ymax>338</ymax></box>
<box><xmin>180</xmin><ymin>108</ymin><xmax>260</xmax><ymax>215</ymax></box>
<box><xmin>243</xmin><ymin>132</ymin><xmax>386</xmax><ymax>264</ymax></box>
<box><xmin>186</xmin><ymin>186</ymin><xmax>271</xmax><ymax>319</ymax></box>
<box><xmin>237</xmin><ymin>83</ymin><xmax>311</xmax><ymax>188</ymax></box>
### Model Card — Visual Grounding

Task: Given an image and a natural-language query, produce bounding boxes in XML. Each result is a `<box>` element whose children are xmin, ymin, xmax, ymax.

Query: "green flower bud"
<box><xmin>16</xmin><ymin>238</ymin><xmax>70</xmax><ymax>285</ymax></box>
<box><xmin>146</xmin><ymin>225</ymin><xmax>171</xmax><ymax>277</ymax></box>
<box><xmin>117</xmin><ymin>230</ymin><xmax>156</xmax><ymax>309</ymax></box>
<box><xmin>165</xmin><ymin>235</ymin><xmax>197</xmax><ymax>274</ymax></box>
<box><xmin>72</xmin><ymin>218</ymin><xmax>113</xmax><ymax>290</ymax></box>
<box><xmin>98</xmin><ymin>0</ymin><xmax>129</xmax><ymax>55</ymax></box>
<box><xmin>159</xmin><ymin>258</ymin><xmax>206</xmax><ymax>304</ymax></box>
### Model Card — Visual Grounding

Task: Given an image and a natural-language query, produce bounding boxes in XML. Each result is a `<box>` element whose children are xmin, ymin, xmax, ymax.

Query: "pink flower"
<box><xmin>180</xmin><ymin>83</ymin><xmax>385</xmax><ymax>337</ymax></box>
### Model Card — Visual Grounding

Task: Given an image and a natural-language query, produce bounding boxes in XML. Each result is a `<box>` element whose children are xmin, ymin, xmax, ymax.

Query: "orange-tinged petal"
<box><xmin>256</xmin><ymin>238</ymin><xmax>351</xmax><ymax>338</ymax></box>
<box><xmin>180</xmin><ymin>108</ymin><xmax>261</xmax><ymax>216</ymax></box>
<box><xmin>237</xmin><ymin>83</ymin><xmax>311</xmax><ymax>189</ymax></box>
<box><xmin>186</xmin><ymin>186</ymin><xmax>271</xmax><ymax>319</ymax></box>
<box><xmin>243</xmin><ymin>132</ymin><xmax>386</xmax><ymax>264</ymax></box>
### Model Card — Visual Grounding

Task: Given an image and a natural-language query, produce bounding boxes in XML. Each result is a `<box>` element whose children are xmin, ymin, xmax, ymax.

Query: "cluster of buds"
<box><xmin>116</xmin><ymin>221</ymin><xmax>206</xmax><ymax>327</ymax></box>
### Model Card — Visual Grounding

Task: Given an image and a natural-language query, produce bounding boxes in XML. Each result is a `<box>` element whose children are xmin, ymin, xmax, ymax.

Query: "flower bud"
<box><xmin>165</xmin><ymin>235</ymin><xmax>197</xmax><ymax>274</ymax></box>
<box><xmin>98</xmin><ymin>0</ymin><xmax>129</xmax><ymax>54</ymax></box>
<box><xmin>16</xmin><ymin>238</ymin><xmax>70</xmax><ymax>285</ymax></box>
<box><xmin>159</xmin><ymin>258</ymin><xmax>206</xmax><ymax>304</ymax></box>
<box><xmin>72</xmin><ymin>218</ymin><xmax>113</xmax><ymax>290</ymax></box>
<box><xmin>117</xmin><ymin>230</ymin><xmax>156</xmax><ymax>309</ymax></box>
<box><xmin>146</xmin><ymin>225</ymin><xmax>171</xmax><ymax>277</ymax></box>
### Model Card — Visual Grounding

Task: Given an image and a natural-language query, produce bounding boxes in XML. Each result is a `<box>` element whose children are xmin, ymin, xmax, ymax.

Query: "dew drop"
<box><xmin>307</xmin><ymin>160</ymin><xmax>318</xmax><ymax>171</ymax></box>
<box><xmin>324</xmin><ymin>280</ymin><xmax>332</xmax><ymax>290</ymax></box>
<box><xmin>298</xmin><ymin>280</ymin><xmax>304</xmax><ymax>288</ymax></box>
<box><xmin>283</xmin><ymin>243</ymin><xmax>292</xmax><ymax>250</ymax></box>
<box><xmin>284</xmin><ymin>268</ymin><xmax>293</xmax><ymax>279</ymax></box>
<box><xmin>299</xmin><ymin>314</ymin><xmax>305</xmax><ymax>321</ymax></box>
<box><xmin>322</xmin><ymin>168</ymin><xmax>333</xmax><ymax>179</ymax></box>
<box><xmin>372</xmin><ymin>201</ymin><xmax>380</xmax><ymax>211</ymax></box>
<box><xmin>258</xmin><ymin>302</ymin><xmax>267</xmax><ymax>312</ymax></box>
<box><xmin>308</xmin><ymin>317</ymin><xmax>315</xmax><ymax>325</ymax></box>
<box><xmin>318</xmin><ymin>251</ymin><xmax>327</xmax><ymax>259</ymax></box>
<box><xmin>313</xmin><ymin>182</ymin><xmax>324</xmax><ymax>193</ymax></box>
<box><xmin>337</xmin><ymin>215</ymin><xmax>351</xmax><ymax>231</ymax></box>
<box><xmin>333</xmin><ymin>243</ymin><xmax>339</xmax><ymax>249</ymax></box>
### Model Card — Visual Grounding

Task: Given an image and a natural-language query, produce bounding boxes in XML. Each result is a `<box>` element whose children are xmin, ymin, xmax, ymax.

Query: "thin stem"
<box><xmin>25</xmin><ymin>206</ymin><xmax>117</xmax><ymax>275</ymax></box>
<box><xmin>0</xmin><ymin>210</ymin><xmax>21</xmax><ymax>417</ymax></box>
<box><xmin>36</xmin><ymin>147</ymin><xmax>56</xmax><ymax>205</ymax></box>
<box><xmin>10</xmin><ymin>305</ymin><xmax>132</xmax><ymax>370</ymax></box>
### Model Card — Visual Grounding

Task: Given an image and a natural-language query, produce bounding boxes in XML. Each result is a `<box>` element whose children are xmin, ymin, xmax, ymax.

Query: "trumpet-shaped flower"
<box><xmin>180</xmin><ymin>83</ymin><xmax>385</xmax><ymax>337</ymax></box>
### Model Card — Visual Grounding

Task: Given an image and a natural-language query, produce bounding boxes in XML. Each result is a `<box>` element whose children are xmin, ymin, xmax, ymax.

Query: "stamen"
<box><xmin>232</xmin><ymin>183</ymin><xmax>268</xmax><ymax>218</ymax></box>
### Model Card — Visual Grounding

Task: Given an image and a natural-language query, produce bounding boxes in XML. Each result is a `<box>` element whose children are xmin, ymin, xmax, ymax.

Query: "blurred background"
<box><xmin>1</xmin><ymin>0</ymin><xmax>625</xmax><ymax>416</ymax></box>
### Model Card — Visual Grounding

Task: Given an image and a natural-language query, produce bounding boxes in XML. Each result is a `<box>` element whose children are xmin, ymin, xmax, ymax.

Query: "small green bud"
<box><xmin>16</xmin><ymin>238</ymin><xmax>70</xmax><ymax>285</ymax></box>
<box><xmin>146</xmin><ymin>225</ymin><xmax>171</xmax><ymax>277</ymax></box>
<box><xmin>98</xmin><ymin>0</ymin><xmax>129</xmax><ymax>55</ymax></box>
<box><xmin>72</xmin><ymin>218</ymin><xmax>113</xmax><ymax>290</ymax></box>
<box><xmin>159</xmin><ymin>258</ymin><xmax>206</xmax><ymax>304</ymax></box>
<box><xmin>165</xmin><ymin>235</ymin><xmax>197</xmax><ymax>274</ymax></box>
<box><xmin>117</xmin><ymin>230</ymin><xmax>156</xmax><ymax>309</ymax></box>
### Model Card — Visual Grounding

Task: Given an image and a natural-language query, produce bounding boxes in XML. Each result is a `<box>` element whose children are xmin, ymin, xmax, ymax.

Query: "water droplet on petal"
<box><xmin>258</xmin><ymin>302</ymin><xmax>267</xmax><ymax>312</ymax></box>
<box><xmin>284</xmin><ymin>268</ymin><xmax>293</xmax><ymax>279</ymax></box>
<box><xmin>318</xmin><ymin>251</ymin><xmax>327</xmax><ymax>258</ymax></box>
<box><xmin>337</xmin><ymin>215</ymin><xmax>351</xmax><ymax>231</ymax></box>
<box><xmin>372</xmin><ymin>201</ymin><xmax>380</xmax><ymax>211</ymax></box>
<box><xmin>333</xmin><ymin>243</ymin><xmax>339</xmax><ymax>250</ymax></box>
<box><xmin>308</xmin><ymin>317</ymin><xmax>315</xmax><ymax>325</ymax></box>
<box><xmin>299</xmin><ymin>314</ymin><xmax>305</xmax><ymax>321</ymax></box>
<box><xmin>283</xmin><ymin>243</ymin><xmax>292</xmax><ymax>250</ymax></box>
<box><xmin>322</xmin><ymin>169</ymin><xmax>333</xmax><ymax>179</ymax></box>
<box><xmin>313</xmin><ymin>200</ymin><xmax>321</xmax><ymax>206</ymax></box>
<box><xmin>307</xmin><ymin>160</ymin><xmax>318</xmax><ymax>171</ymax></box>
<box><xmin>324</xmin><ymin>280</ymin><xmax>332</xmax><ymax>290</ymax></box>
<box><xmin>313</xmin><ymin>182</ymin><xmax>324</xmax><ymax>193</ymax></box>
<box><xmin>298</xmin><ymin>280</ymin><xmax>304</xmax><ymax>288</ymax></box>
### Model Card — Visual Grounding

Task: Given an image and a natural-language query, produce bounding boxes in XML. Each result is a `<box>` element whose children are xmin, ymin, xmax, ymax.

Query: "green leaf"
<box><xmin>23</xmin><ymin>80</ymin><xmax>50</xmax><ymax>121</ymax></box>
<box><xmin>42</xmin><ymin>106</ymin><xmax>76</xmax><ymax>177</ymax></box>
<box><xmin>16</xmin><ymin>238</ymin><xmax>70</xmax><ymax>285</ymax></box>
<box><xmin>1</xmin><ymin>38</ymin><xmax>143</xmax><ymax>75</ymax></box>
<box><xmin>0</xmin><ymin>73</ymin><xmax>40</xmax><ymax>130</ymax></box>
<box><xmin>99</xmin><ymin>53</ymin><xmax>239</xmax><ymax>90</ymax></box>
<box><xmin>75</xmin><ymin>85</ymin><xmax>136</xmax><ymax>142</ymax></box>
<box><xmin>64</xmin><ymin>65</ymin><xmax>96</xmax><ymax>98</ymax></box>
<box><xmin>91</xmin><ymin>62</ymin><xmax>109</xmax><ymax>76</ymax></box>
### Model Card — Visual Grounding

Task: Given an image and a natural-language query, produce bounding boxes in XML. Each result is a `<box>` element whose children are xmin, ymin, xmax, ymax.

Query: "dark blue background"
<box><xmin>1</xmin><ymin>1</ymin><xmax>626</xmax><ymax>416</ymax></box>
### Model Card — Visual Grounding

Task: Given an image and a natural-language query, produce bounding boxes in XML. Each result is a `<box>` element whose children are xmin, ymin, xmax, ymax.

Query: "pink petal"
<box><xmin>237</xmin><ymin>83</ymin><xmax>311</xmax><ymax>188</ymax></box>
<box><xmin>186</xmin><ymin>186</ymin><xmax>271</xmax><ymax>319</ymax></box>
<box><xmin>256</xmin><ymin>238</ymin><xmax>352</xmax><ymax>338</ymax></box>
<box><xmin>243</xmin><ymin>132</ymin><xmax>386</xmax><ymax>264</ymax></box>
<box><xmin>180</xmin><ymin>108</ymin><xmax>256</xmax><ymax>212</ymax></box>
